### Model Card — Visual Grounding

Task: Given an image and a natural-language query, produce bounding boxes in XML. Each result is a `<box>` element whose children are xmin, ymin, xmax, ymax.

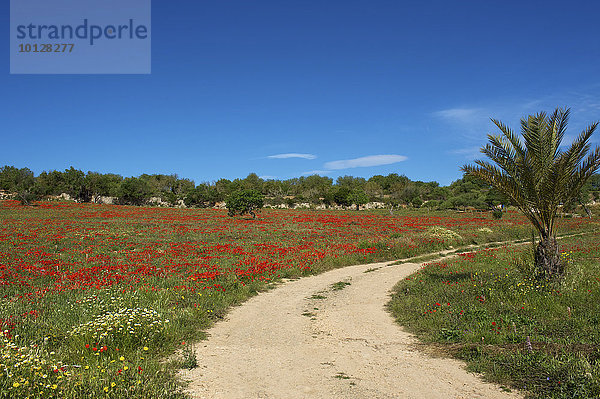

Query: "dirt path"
<box><xmin>181</xmin><ymin>257</ymin><xmax>522</xmax><ymax>399</ymax></box>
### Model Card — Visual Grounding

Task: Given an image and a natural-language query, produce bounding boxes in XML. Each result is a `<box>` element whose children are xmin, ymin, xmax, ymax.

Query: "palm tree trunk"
<box><xmin>534</xmin><ymin>236</ymin><xmax>564</xmax><ymax>278</ymax></box>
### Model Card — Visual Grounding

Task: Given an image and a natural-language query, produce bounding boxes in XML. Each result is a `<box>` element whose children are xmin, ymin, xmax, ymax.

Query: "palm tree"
<box><xmin>462</xmin><ymin>107</ymin><xmax>600</xmax><ymax>278</ymax></box>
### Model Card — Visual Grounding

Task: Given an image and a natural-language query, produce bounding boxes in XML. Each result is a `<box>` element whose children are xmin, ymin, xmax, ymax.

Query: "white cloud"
<box><xmin>433</xmin><ymin>107</ymin><xmax>483</xmax><ymax>123</ymax></box>
<box><xmin>300</xmin><ymin>170</ymin><xmax>332</xmax><ymax>176</ymax></box>
<box><xmin>433</xmin><ymin>106</ymin><xmax>495</xmax><ymax>142</ymax></box>
<box><xmin>449</xmin><ymin>146</ymin><xmax>484</xmax><ymax>160</ymax></box>
<box><xmin>324</xmin><ymin>154</ymin><xmax>407</xmax><ymax>170</ymax></box>
<box><xmin>259</xmin><ymin>175</ymin><xmax>277</xmax><ymax>180</ymax></box>
<box><xmin>267</xmin><ymin>153</ymin><xmax>316</xmax><ymax>160</ymax></box>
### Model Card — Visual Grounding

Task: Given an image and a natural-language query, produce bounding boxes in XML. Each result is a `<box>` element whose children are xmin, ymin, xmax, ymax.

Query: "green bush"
<box><xmin>226</xmin><ymin>189</ymin><xmax>264</xmax><ymax>218</ymax></box>
<box><xmin>348</xmin><ymin>189</ymin><xmax>369</xmax><ymax>210</ymax></box>
<box><xmin>285</xmin><ymin>197</ymin><xmax>296</xmax><ymax>208</ymax></box>
<box><xmin>119</xmin><ymin>177</ymin><xmax>152</xmax><ymax>206</ymax></box>
<box><xmin>332</xmin><ymin>187</ymin><xmax>352</xmax><ymax>207</ymax></box>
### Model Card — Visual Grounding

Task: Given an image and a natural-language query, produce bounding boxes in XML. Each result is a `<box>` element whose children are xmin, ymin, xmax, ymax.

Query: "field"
<box><xmin>0</xmin><ymin>200</ymin><xmax>598</xmax><ymax>398</ymax></box>
<box><xmin>389</xmin><ymin>229</ymin><xmax>600</xmax><ymax>398</ymax></box>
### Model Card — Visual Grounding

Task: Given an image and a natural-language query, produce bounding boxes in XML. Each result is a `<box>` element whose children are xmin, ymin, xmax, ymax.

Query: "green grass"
<box><xmin>1</xmin><ymin>202</ymin><xmax>598</xmax><ymax>398</ymax></box>
<box><xmin>331</xmin><ymin>280</ymin><xmax>352</xmax><ymax>291</ymax></box>
<box><xmin>388</xmin><ymin>231</ymin><xmax>600</xmax><ymax>398</ymax></box>
<box><xmin>334</xmin><ymin>372</ymin><xmax>351</xmax><ymax>380</ymax></box>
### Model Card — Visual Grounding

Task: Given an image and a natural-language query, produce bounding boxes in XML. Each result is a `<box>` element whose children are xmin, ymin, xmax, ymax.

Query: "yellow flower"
<box><xmin>111</xmin><ymin>382</ymin><xmax>116</xmax><ymax>387</ymax></box>
<box><xmin>13</xmin><ymin>382</ymin><xmax>20</xmax><ymax>388</ymax></box>
<box><xmin>51</xmin><ymin>384</ymin><xmax>57</xmax><ymax>390</ymax></box>
<box><xmin>143</xmin><ymin>347</ymin><xmax>149</xmax><ymax>351</ymax></box>
<box><xmin>119</xmin><ymin>356</ymin><xmax>125</xmax><ymax>361</ymax></box>
<box><xmin>104</xmin><ymin>387</ymin><xmax>109</xmax><ymax>392</ymax></box>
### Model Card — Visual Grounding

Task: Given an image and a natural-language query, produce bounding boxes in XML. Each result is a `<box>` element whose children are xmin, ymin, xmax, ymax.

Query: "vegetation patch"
<box><xmin>331</xmin><ymin>281</ymin><xmax>352</xmax><ymax>291</ymax></box>
<box><xmin>388</xmin><ymin>231</ymin><xmax>600</xmax><ymax>398</ymax></box>
<box><xmin>426</xmin><ymin>226</ymin><xmax>462</xmax><ymax>241</ymax></box>
<box><xmin>334</xmin><ymin>372</ymin><xmax>351</xmax><ymax>380</ymax></box>
<box><xmin>179</xmin><ymin>344</ymin><xmax>198</xmax><ymax>370</ymax></box>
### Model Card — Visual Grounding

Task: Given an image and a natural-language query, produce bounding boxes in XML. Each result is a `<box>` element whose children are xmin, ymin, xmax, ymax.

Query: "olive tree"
<box><xmin>226</xmin><ymin>189</ymin><xmax>264</xmax><ymax>218</ymax></box>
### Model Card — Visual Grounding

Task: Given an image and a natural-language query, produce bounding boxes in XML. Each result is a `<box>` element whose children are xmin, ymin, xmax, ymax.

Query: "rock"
<box><xmin>94</xmin><ymin>196</ymin><xmax>116</xmax><ymax>205</ymax></box>
<box><xmin>213</xmin><ymin>201</ymin><xmax>227</xmax><ymax>209</ymax></box>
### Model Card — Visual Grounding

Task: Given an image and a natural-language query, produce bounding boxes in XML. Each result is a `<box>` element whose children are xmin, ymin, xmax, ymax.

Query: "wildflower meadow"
<box><xmin>389</xmin><ymin>228</ymin><xmax>600</xmax><ymax>398</ymax></box>
<box><xmin>0</xmin><ymin>200</ymin><xmax>598</xmax><ymax>398</ymax></box>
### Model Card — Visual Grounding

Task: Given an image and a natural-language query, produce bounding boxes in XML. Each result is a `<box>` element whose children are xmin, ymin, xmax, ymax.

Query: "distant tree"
<box><xmin>184</xmin><ymin>187</ymin><xmax>205</xmax><ymax>208</ymax></box>
<box><xmin>336</xmin><ymin>176</ymin><xmax>367</xmax><ymax>191</ymax></box>
<box><xmin>226</xmin><ymin>189</ymin><xmax>264</xmax><ymax>218</ymax></box>
<box><xmin>229</xmin><ymin>179</ymin><xmax>245</xmax><ymax>194</ymax></box>
<box><xmin>423</xmin><ymin>199</ymin><xmax>441</xmax><ymax>208</ymax></box>
<box><xmin>184</xmin><ymin>183</ymin><xmax>222</xmax><ymax>208</ymax></box>
<box><xmin>83</xmin><ymin>172</ymin><xmax>123</xmax><ymax>202</ymax></box>
<box><xmin>299</xmin><ymin>175</ymin><xmax>333</xmax><ymax>202</ymax></box>
<box><xmin>282</xmin><ymin>196</ymin><xmax>295</xmax><ymax>208</ymax></box>
<box><xmin>379</xmin><ymin>173</ymin><xmax>410</xmax><ymax>194</ymax></box>
<box><xmin>428</xmin><ymin>186</ymin><xmax>449</xmax><ymax>201</ymax></box>
<box><xmin>62</xmin><ymin>167</ymin><xmax>86</xmax><ymax>200</ymax></box>
<box><xmin>410</xmin><ymin>197</ymin><xmax>423</xmax><ymax>208</ymax></box>
<box><xmin>484</xmin><ymin>187</ymin><xmax>508</xmax><ymax>208</ymax></box>
<box><xmin>215</xmin><ymin>178</ymin><xmax>233</xmax><ymax>197</ymax></box>
<box><xmin>579</xmin><ymin>173</ymin><xmax>600</xmax><ymax>206</ymax></box>
<box><xmin>119</xmin><ymin>177</ymin><xmax>152</xmax><ymax>206</ymax></box>
<box><xmin>364</xmin><ymin>181</ymin><xmax>383</xmax><ymax>200</ymax></box>
<box><xmin>35</xmin><ymin>170</ymin><xmax>63</xmax><ymax>196</ymax></box>
<box><xmin>263</xmin><ymin>179</ymin><xmax>286</xmax><ymax>197</ymax></box>
<box><xmin>0</xmin><ymin>166</ymin><xmax>37</xmax><ymax>205</ymax></box>
<box><xmin>331</xmin><ymin>186</ymin><xmax>352</xmax><ymax>207</ymax></box>
<box><xmin>241</xmin><ymin>173</ymin><xmax>264</xmax><ymax>192</ymax></box>
<box><xmin>175</xmin><ymin>178</ymin><xmax>195</xmax><ymax>196</ymax></box>
<box><xmin>137</xmin><ymin>174</ymin><xmax>192</xmax><ymax>204</ymax></box>
<box><xmin>348</xmin><ymin>189</ymin><xmax>369</xmax><ymax>210</ymax></box>
<box><xmin>284</xmin><ymin>177</ymin><xmax>301</xmax><ymax>197</ymax></box>
<box><xmin>0</xmin><ymin>166</ymin><xmax>31</xmax><ymax>192</ymax></box>
<box><xmin>399</xmin><ymin>184</ymin><xmax>419</xmax><ymax>205</ymax></box>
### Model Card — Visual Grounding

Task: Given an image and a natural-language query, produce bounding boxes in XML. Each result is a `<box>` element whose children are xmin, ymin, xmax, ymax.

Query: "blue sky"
<box><xmin>2</xmin><ymin>0</ymin><xmax>600</xmax><ymax>186</ymax></box>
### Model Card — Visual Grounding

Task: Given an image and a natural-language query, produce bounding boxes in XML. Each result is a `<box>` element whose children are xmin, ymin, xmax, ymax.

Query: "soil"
<box><xmin>181</xmin><ymin>259</ymin><xmax>522</xmax><ymax>399</ymax></box>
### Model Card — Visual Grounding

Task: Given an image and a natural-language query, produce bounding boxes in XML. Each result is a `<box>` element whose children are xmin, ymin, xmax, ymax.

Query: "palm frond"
<box><xmin>465</xmin><ymin>107</ymin><xmax>599</xmax><ymax>239</ymax></box>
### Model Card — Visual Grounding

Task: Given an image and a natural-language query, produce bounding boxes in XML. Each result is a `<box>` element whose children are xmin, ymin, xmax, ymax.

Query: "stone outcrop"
<box><xmin>261</xmin><ymin>201</ymin><xmax>389</xmax><ymax>211</ymax></box>
<box><xmin>92</xmin><ymin>196</ymin><xmax>117</xmax><ymax>205</ymax></box>
<box><xmin>0</xmin><ymin>191</ymin><xmax>14</xmax><ymax>200</ymax></box>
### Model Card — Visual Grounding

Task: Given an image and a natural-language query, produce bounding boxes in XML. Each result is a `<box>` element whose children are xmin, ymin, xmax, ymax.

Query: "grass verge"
<box><xmin>388</xmin><ymin>231</ymin><xmax>600</xmax><ymax>398</ymax></box>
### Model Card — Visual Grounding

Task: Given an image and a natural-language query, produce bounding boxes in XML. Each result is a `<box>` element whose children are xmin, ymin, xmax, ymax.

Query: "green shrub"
<box><xmin>226</xmin><ymin>189</ymin><xmax>264</xmax><ymax>218</ymax></box>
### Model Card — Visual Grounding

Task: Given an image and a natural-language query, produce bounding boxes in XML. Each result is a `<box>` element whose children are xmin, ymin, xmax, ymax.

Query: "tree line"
<box><xmin>1</xmin><ymin>165</ymin><xmax>598</xmax><ymax>210</ymax></box>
